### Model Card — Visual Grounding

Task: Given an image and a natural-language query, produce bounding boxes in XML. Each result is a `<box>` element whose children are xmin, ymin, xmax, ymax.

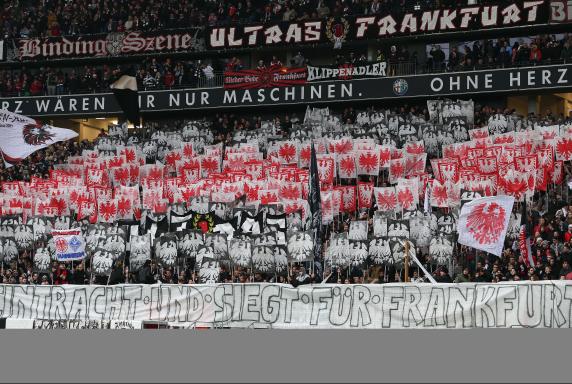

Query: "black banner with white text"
<box><xmin>0</xmin><ymin>64</ymin><xmax>571</xmax><ymax>117</ymax></box>
<box><xmin>207</xmin><ymin>1</ymin><xmax>560</xmax><ymax>50</ymax></box>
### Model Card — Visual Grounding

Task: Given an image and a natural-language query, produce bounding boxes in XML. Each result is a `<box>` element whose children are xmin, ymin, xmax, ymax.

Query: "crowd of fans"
<box><xmin>3</xmin><ymin>32</ymin><xmax>572</xmax><ymax>97</ymax></box>
<box><xmin>428</xmin><ymin>34</ymin><xmax>572</xmax><ymax>72</ymax></box>
<box><xmin>1</xmin><ymin>99</ymin><xmax>571</xmax><ymax>286</ymax></box>
<box><xmin>2</xmin><ymin>0</ymin><xmax>477</xmax><ymax>39</ymax></box>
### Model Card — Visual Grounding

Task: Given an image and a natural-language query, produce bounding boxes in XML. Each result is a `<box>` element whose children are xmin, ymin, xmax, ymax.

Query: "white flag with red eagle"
<box><xmin>0</xmin><ymin>110</ymin><xmax>78</xmax><ymax>165</ymax></box>
<box><xmin>457</xmin><ymin>195</ymin><xmax>515</xmax><ymax>257</ymax></box>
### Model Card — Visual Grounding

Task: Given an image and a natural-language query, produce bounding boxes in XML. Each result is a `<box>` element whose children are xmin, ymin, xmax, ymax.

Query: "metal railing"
<box><xmin>1</xmin><ymin>59</ymin><xmax>569</xmax><ymax>98</ymax></box>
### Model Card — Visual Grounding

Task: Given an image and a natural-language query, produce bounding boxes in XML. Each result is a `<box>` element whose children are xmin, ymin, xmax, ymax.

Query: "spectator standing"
<box><xmin>429</xmin><ymin>45</ymin><xmax>445</xmax><ymax>71</ymax></box>
<box><xmin>202</xmin><ymin>62</ymin><xmax>215</xmax><ymax>86</ymax></box>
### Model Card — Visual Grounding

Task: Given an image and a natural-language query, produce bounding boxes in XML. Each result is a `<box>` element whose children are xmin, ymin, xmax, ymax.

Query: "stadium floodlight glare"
<box><xmin>414</xmin><ymin>3</ymin><xmax>421</xmax><ymax>10</ymax></box>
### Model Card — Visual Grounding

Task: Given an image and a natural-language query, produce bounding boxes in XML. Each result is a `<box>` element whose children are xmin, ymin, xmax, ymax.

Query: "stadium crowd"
<box><xmin>1</xmin><ymin>100</ymin><xmax>571</xmax><ymax>286</ymax></box>
<box><xmin>2</xmin><ymin>0</ymin><xmax>484</xmax><ymax>39</ymax></box>
<box><xmin>2</xmin><ymin>32</ymin><xmax>572</xmax><ymax>97</ymax></box>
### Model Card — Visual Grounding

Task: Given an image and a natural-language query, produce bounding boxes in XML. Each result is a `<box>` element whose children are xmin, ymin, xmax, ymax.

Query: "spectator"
<box><xmin>317</xmin><ymin>0</ymin><xmax>330</xmax><ymax>17</ymax></box>
<box><xmin>530</xmin><ymin>43</ymin><xmax>542</xmax><ymax>64</ymax></box>
<box><xmin>292</xmin><ymin>51</ymin><xmax>306</xmax><ymax>67</ymax></box>
<box><xmin>109</xmin><ymin>261</ymin><xmax>125</xmax><ymax>285</ymax></box>
<box><xmin>54</xmin><ymin>263</ymin><xmax>69</xmax><ymax>285</ymax></box>
<box><xmin>448</xmin><ymin>46</ymin><xmax>460</xmax><ymax>70</ymax></box>
<box><xmin>454</xmin><ymin>267</ymin><xmax>472</xmax><ymax>283</ymax></box>
<box><xmin>29</xmin><ymin>77</ymin><xmax>44</xmax><ymax>96</ymax></box>
<box><xmin>202</xmin><ymin>62</ymin><xmax>215</xmax><ymax>86</ymax></box>
<box><xmin>270</xmin><ymin>56</ymin><xmax>283</xmax><ymax>68</ymax></box>
<box><xmin>137</xmin><ymin>260</ymin><xmax>155</xmax><ymax>284</ymax></box>
<box><xmin>435</xmin><ymin>267</ymin><xmax>453</xmax><ymax>283</ymax></box>
<box><xmin>429</xmin><ymin>45</ymin><xmax>445</xmax><ymax>71</ymax></box>
<box><xmin>290</xmin><ymin>266</ymin><xmax>311</xmax><ymax>287</ymax></box>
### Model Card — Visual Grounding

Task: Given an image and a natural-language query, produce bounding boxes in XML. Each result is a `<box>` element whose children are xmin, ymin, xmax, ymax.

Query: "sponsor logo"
<box><xmin>392</xmin><ymin>79</ymin><xmax>408</xmax><ymax>96</ymax></box>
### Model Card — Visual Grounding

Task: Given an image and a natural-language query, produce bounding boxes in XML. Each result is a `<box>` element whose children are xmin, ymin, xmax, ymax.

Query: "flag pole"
<box><xmin>404</xmin><ymin>240</ymin><xmax>410</xmax><ymax>282</ymax></box>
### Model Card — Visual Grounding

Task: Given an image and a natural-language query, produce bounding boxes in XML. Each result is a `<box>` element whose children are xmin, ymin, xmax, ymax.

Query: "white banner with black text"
<box><xmin>1</xmin><ymin>282</ymin><xmax>571</xmax><ymax>328</ymax></box>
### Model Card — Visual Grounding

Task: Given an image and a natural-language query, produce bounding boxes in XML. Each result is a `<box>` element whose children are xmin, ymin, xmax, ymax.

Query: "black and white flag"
<box><xmin>176</xmin><ymin>230</ymin><xmax>204</xmax><ymax>259</ymax></box>
<box><xmin>308</xmin><ymin>143</ymin><xmax>322</xmax><ymax>261</ymax></box>
<box><xmin>348</xmin><ymin>220</ymin><xmax>368</xmax><ymax>241</ymax></box>
<box><xmin>368</xmin><ymin>237</ymin><xmax>393</xmax><ymax>265</ymax></box>
<box><xmin>252</xmin><ymin>245</ymin><xmax>276</xmax><ymax>274</ymax></box>
<box><xmin>387</xmin><ymin>220</ymin><xmax>410</xmax><ymax>238</ymax></box>
<box><xmin>110</xmin><ymin>74</ymin><xmax>140</xmax><ymax>126</ymax></box>
<box><xmin>92</xmin><ymin>248</ymin><xmax>114</xmax><ymax>276</ymax></box>
<box><xmin>129</xmin><ymin>234</ymin><xmax>151</xmax><ymax>271</ymax></box>
<box><xmin>274</xmin><ymin>245</ymin><xmax>288</xmax><ymax>276</ymax></box>
<box><xmin>287</xmin><ymin>231</ymin><xmax>313</xmax><ymax>262</ymax></box>
<box><xmin>198</xmin><ymin>255</ymin><xmax>220</xmax><ymax>284</ymax></box>
<box><xmin>228</xmin><ymin>238</ymin><xmax>252</xmax><ymax>268</ymax></box>
<box><xmin>14</xmin><ymin>224</ymin><xmax>34</xmax><ymax>250</ymax></box>
<box><xmin>349</xmin><ymin>240</ymin><xmax>368</xmax><ymax>268</ymax></box>
<box><xmin>429</xmin><ymin>235</ymin><xmax>454</xmax><ymax>265</ymax></box>
<box><xmin>2</xmin><ymin>238</ymin><xmax>18</xmax><ymax>263</ymax></box>
<box><xmin>157</xmin><ymin>234</ymin><xmax>178</xmax><ymax>268</ymax></box>
<box><xmin>204</xmin><ymin>232</ymin><xmax>228</xmax><ymax>260</ymax></box>
<box><xmin>33</xmin><ymin>247</ymin><xmax>52</xmax><ymax>273</ymax></box>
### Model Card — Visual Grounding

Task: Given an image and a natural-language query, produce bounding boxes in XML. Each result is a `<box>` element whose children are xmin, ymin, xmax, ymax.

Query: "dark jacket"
<box><xmin>108</xmin><ymin>267</ymin><xmax>124</xmax><ymax>285</ymax></box>
<box><xmin>137</xmin><ymin>265</ymin><xmax>155</xmax><ymax>284</ymax></box>
<box><xmin>72</xmin><ymin>269</ymin><xmax>86</xmax><ymax>285</ymax></box>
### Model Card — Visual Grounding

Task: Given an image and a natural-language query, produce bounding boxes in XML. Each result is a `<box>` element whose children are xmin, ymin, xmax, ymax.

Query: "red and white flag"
<box><xmin>458</xmin><ymin>195</ymin><xmax>515</xmax><ymax>257</ymax></box>
<box><xmin>337</xmin><ymin>153</ymin><xmax>357</xmax><ymax>179</ymax></box>
<box><xmin>0</xmin><ymin>110</ymin><xmax>78</xmax><ymax>165</ymax></box>
<box><xmin>374</xmin><ymin>187</ymin><xmax>397</xmax><ymax>212</ymax></box>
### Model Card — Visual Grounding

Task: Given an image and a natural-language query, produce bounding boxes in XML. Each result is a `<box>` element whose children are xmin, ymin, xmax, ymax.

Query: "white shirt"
<box><xmin>202</xmin><ymin>65</ymin><xmax>214</xmax><ymax>79</ymax></box>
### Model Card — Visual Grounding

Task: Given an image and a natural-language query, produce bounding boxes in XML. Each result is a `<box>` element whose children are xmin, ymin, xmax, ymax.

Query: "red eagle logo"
<box><xmin>466</xmin><ymin>202</ymin><xmax>507</xmax><ymax>245</ymax></box>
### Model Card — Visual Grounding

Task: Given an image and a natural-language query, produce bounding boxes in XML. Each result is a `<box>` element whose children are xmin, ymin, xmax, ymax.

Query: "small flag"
<box><xmin>52</xmin><ymin>229</ymin><xmax>86</xmax><ymax>261</ymax></box>
<box><xmin>110</xmin><ymin>74</ymin><xmax>140</xmax><ymax>126</ymax></box>
<box><xmin>457</xmin><ymin>195</ymin><xmax>514</xmax><ymax>257</ymax></box>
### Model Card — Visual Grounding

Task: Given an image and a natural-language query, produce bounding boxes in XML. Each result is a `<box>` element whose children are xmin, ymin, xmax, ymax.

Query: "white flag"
<box><xmin>457</xmin><ymin>195</ymin><xmax>515</xmax><ymax>257</ymax></box>
<box><xmin>0</xmin><ymin>110</ymin><xmax>78</xmax><ymax>163</ymax></box>
<box><xmin>52</xmin><ymin>229</ymin><xmax>86</xmax><ymax>261</ymax></box>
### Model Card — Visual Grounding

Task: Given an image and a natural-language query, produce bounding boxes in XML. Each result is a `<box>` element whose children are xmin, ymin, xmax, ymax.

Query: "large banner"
<box><xmin>12</xmin><ymin>29</ymin><xmax>204</xmax><ymax>60</ymax></box>
<box><xmin>1</xmin><ymin>282</ymin><xmax>571</xmax><ymax>328</ymax></box>
<box><xmin>1</xmin><ymin>64</ymin><xmax>571</xmax><ymax>117</ymax></box>
<box><xmin>223</xmin><ymin>62</ymin><xmax>387</xmax><ymax>89</ymax></box>
<box><xmin>208</xmin><ymin>2</ymin><xmax>554</xmax><ymax>50</ymax></box>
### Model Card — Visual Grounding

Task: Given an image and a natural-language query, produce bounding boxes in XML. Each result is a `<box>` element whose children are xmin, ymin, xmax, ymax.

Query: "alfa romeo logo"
<box><xmin>106</xmin><ymin>32</ymin><xmax>125</xmax><ymax>56</ymax></box>
<box><xmin>392</xmin><ymin>79</ymin><xmax>409</xmax><ymax>96</ymax></box>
